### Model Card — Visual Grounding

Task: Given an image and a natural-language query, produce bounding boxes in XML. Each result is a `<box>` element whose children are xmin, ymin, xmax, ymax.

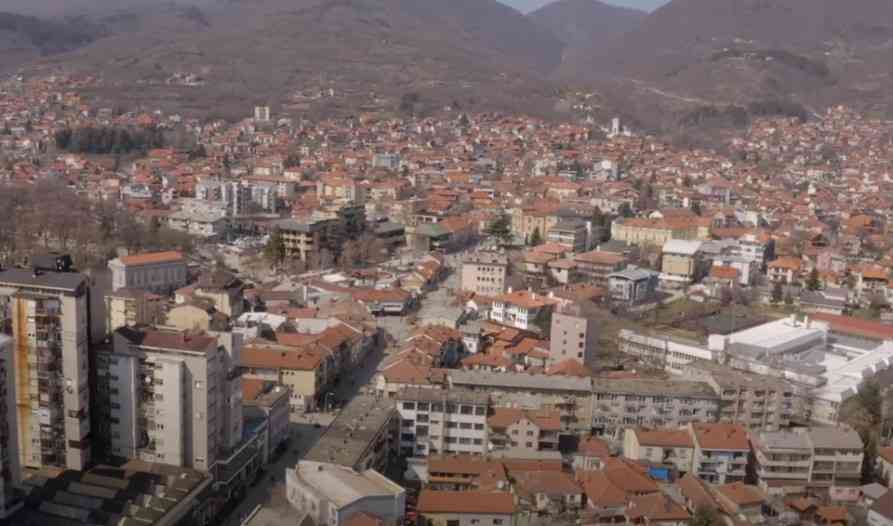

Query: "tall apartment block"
<box><xmin>0</xmin><ymin>335</ymin><xmax>23</xmax><ymax>519</ymax></box>
<box><xmin>0</xmin><ymin>269</ymin><xmax>91</xmax><ymax>471</ymax></box>
<box><xmin>94</xmin><ymin>326</ymin><xmax>242</xmax><ymax>472</ymax></box>
<box><xmin>549</xmin><ymin>303</ymin><xmax>599</xmax><ymax>369</ymax></box>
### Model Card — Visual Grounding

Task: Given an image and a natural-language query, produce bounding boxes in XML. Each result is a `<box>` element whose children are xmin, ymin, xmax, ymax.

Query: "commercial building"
<box><xmin>108</xmin><ymin>251</ymin><xmax>187</xmax><ymax>294</ymax></box>
<box><xmin>304</xmin><ymin>395</ymin><xmax>396</xmax><ymax>473</ymax></box>
<box><xmin>418</xmin><ymin>490</ymin><xmax>515</xmax><ymax>526</ymax></box>
<box><xmin>548</xmin><ymin>304</ymin><xmax>598</xmax><ymax>370</ymax></box>
<box><xmin>396</xmin><ymin>387</ymin><xmax>489</xmax><ymax>458</ymax></box>
<box><xmin>286</xmin><ymin>460</ymin><xmax>405</xmax><ymax>526</ymax></box>
<box><xmin>95</xmin><ymin>327</ymin><xmax>243</xmax><ymax>473</ymax></box>
<box><xmin>0</xmin><ymin>269</ymin><xmax>92</xmax><ymax>471</ymax></box>
<box><xmin>607</xmin><ymin>268</ymin><xmax>659</xmax><ymax>305</ymax></box>
<box><xmin>461</xmin><ymin>252</ymin><xmax>509</xmax><ymax>296</ymax></box>
<box><xmin>0</xmin><ymin>335</ymin><xmax>22</xmax><ymax>520</ymax></box>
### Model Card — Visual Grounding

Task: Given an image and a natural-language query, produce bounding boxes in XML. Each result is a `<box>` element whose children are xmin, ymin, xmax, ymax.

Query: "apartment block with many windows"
<box><xmin>396</xmin><ymin>387</ymin><xmax>489</xmax><ymax>458</ymax></box>
<box><xmin>94</xmin><ymin>326</ymin><xmax>243</xmax><ymax>472</ymax></box>
<box><xmin>0</xmin><ymin>269</ymin><xmax>91</xmax><ymax>471</ymax></box>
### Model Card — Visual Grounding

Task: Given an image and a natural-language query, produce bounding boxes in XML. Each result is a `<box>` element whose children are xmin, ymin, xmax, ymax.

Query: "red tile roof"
<box><xmin>418</xmin><ymin>491</ymin><xmax>514</xmax><ymax>515</ymax></box>
<box><xmin>119</xmin><ymin>251</ymin><xmax>184</xmax><ymax>266</ymax></box>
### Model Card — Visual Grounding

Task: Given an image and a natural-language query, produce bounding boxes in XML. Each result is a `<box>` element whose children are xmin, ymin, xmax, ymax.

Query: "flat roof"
<box><xmin>591</xmin><ymin>378</ymin><xmax>717</xmax><ymax>398</ymax></box>
<box><xmin>304</xmin><ymin>395</ymin><xmax>396</xmax><ymax>468</ymax></box>
<box><xmin>13</xmin><ymin>460</ymin><xmax>209</xmax><ymax>526</ymax></box>
<box><xmin>396</xmin><ymin>386</ymin><xmax>489</xmax><ymax>405</ymax></box>
<box><xmin>0</xmin><ymin>269</ymin><xmax>87</xmax><ymax>292</ymax></box>
<box><xmin>449</xmin><ymin>370</ymin><xmax>592</xmax><ymax>393</ymax></box>
<box><xmin>294</xmin><ymin>461</ymin><xmax>404</xmax><ymax>508</ymax></box>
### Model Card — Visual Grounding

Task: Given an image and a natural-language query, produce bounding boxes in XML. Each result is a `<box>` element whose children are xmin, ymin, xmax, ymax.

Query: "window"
<box><xmin>494</xmin><ymin>520</ymin><xmax>503</xmax><ymax>525</ymax></box>
<box><xmin>447</xmin><ymin>422</ymin><xmax>458</xmax><ymax>429</ymax></box>
<box><xmin>526</xmin><ymin>442</ymin><xmax>533</xmax><ymax>448</ymax></box>
<box><xmin>459</xmin><ymin>438</ymin><xmax>471</xmax><ymax>445</ymax></box>
<box><xmin>417</xmin><ymin>402</ymin><xmax>429</xmax><ymax>411</ymax></box>
<box><xmin>448</xmin><ymin>521</ymin><xmax>460</xmax><ymax>526</ymax></box>
<box><xmin>460</xmin><ymin>405</ymin><xmax>473</xmax><ymax>415</ymax></box>
<box><xmin>474</xmin><ymin>406</ymin><xmax>486</xmax><ymax>416</ymax></box>
<box><xmin>417</xmin><ymin>414</ymin><xmax>429</xmax><ymax>423</ymax></box>
<box><xmin>403</xmin><ymin>402</ymin><xmax>415</xmax><ymax>410</ymax></box>
<box><xmin>473</xmin><ymin>438</ymin><xmax>483</xmax><ymax>445</ymax></box>
<box><xmin>460</xmin><ymin>423</ymin><xmax>472</xmax><ymax>430</ymax></box>
<box><xmin>474</xmin><ymin>423</ymin><xmax>484</xmax><ymax>430</ymax></box>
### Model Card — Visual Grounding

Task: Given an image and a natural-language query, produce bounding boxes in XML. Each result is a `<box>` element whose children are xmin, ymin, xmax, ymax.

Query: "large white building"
<box><xmin>108</xmin><ymin>251</ymin><xmax>188</xmax><ymax>294</ymax></box>
<box><xmin>287</xmin><ymin>460</ymin><xmax>406</xmax><ymax>526</ymax></box>
<box><xmin>0</xmin><ymin>269</ymin><xmax>92</xmax><ymax>471</ymax></box>
<box><xmin>96</xmin><ymin>327</ymin><xmax>243</xmax><ymax>472</ymax></box>
<box><xmin>396</xmin><ymin>387</ymin><xmax>490</xmax><ymax>458</ymax></box>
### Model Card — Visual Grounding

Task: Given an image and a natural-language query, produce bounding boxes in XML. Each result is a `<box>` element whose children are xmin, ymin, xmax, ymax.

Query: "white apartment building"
<box><xmin>489</xmin><ymin>290</ymin><xmax>558</xmax><ymax>332</ymax></box>
<box><xmin>0</xmin><ymin>269</ymin><xmax>92</xmax><ymax>471</ymax></box>
<box><xmin>396</xmin><ymin>387</ymin><xmax>490</xmax><ymax>458</ymax></box>
<box><xmin>108</xmin><ymin>251</ymin><xmax>188</xmax><ymax>294</ymax></box>
<box><xmin>0</xmin><ymin>335</ymin><xmax>22</xmax><ymax>520</ymax></box>
<box><xmin>287</xmin><ymin>460</ymin><xmax>405</xmax><ymax>526</ymax></box>
<box><xmin>97</xmin><ymin>327</ymin><xmax>243</xmax><ymax>472</ymax></box>
<box><xmin>461</xmin><ymin>252</ymin><xmax>509</xmax><ymax>296</ymax></box>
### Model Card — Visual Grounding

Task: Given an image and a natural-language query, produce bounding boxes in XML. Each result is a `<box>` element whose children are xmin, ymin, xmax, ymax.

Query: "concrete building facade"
<box><xmin>396</xmin><ymin>387</ymin><xmax>489</xmax><ymax>458</ymax></box>
<box><xmin>0</xmin><ymin>269</ymin><xmax>92</xmax><ymax>471</ymax></box>
<box><xmin>95</xmin><ymin>327</ymin><xmax>243</xmax><ymax>472</ymax></box>
<box><xmin>460</xmin><ymin>252</ymin><xmax>508</xmax><ymax>296</ymax></box>
<box><xmin>108</xmin><ymin>251</ymin><xmax>187</xmax><ymax>294</ymax></box>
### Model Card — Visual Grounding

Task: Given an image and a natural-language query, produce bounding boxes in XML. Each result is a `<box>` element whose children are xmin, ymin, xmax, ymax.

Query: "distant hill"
<box><xmin>528</xmin><ymin>0</ymin><xmax>646</xmax><ymax>54</ymax></box>
<box><xmin>0</xmin><ymin>12</ymin><xmax>102</xmax><ymax>72</ymax></box>
<box><xmin>25</xmin><ymin>0</ymin><xmax>565</xmax><ymax>118</ymax></box>
<box><xmin>557</xmin><ymin>0</ymin><xmax>893</xmax><ymax>126</ymax></box>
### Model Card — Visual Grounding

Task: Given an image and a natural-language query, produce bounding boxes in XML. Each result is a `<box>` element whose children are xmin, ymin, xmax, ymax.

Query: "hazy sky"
<box><xmin>500</xmin><ymin>0</ymin><xmax>669</xmax><ymax>13</ymax></box>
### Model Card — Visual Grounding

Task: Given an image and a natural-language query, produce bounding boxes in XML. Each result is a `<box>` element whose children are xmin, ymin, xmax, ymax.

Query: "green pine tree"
<box><xmin>771</xmin><ymin>281</ymin><xmax>784</xmax><ymax>304</ymax></box>
<box><xmin>264</xmin><ymin>229</ymin><xmax>286</xmax><ymax>265</ymax></box>
<box><xmin>486</xmin><ymin>213</ymin><xmax>513</xmax><ymax>246</ymax></box>
<box><xmin>529</xmin><ymin>227</ymin><xmax>543</xmax><ymax>246</ymax></box>
<box><xmin>806</xmin><ymin>268</ymin><xmax>821</xmax><ymax>291</ymax></box>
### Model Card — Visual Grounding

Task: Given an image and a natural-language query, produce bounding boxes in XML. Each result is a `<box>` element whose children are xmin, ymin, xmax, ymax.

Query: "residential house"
<box><xmin>622</xmin><ymin>428</ymin><xmax>694</xmax><ymax>476</ymax></box>
<box><xmin>489</xmin><ymin>290</ymin><xmax>559</xmax><ymax>333</ymax></box>
<box><xmin>768</xmin><ymin>257</ymin><xmax>802</xmax><ymax>284</ymax></box>
<box><xmin>513</xmin><ymin>470</ymin><xmax>582</xmax><ymax>512</ymax></box>
<box><xmin>417</xmin><ymin>491</ymin><xmax>515</xmax><ymax>526</ymax></box>
<box><xmin>487</xmin><ymin>408</ymin><xmax>560</xmax><ymax>453</ymax></box>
